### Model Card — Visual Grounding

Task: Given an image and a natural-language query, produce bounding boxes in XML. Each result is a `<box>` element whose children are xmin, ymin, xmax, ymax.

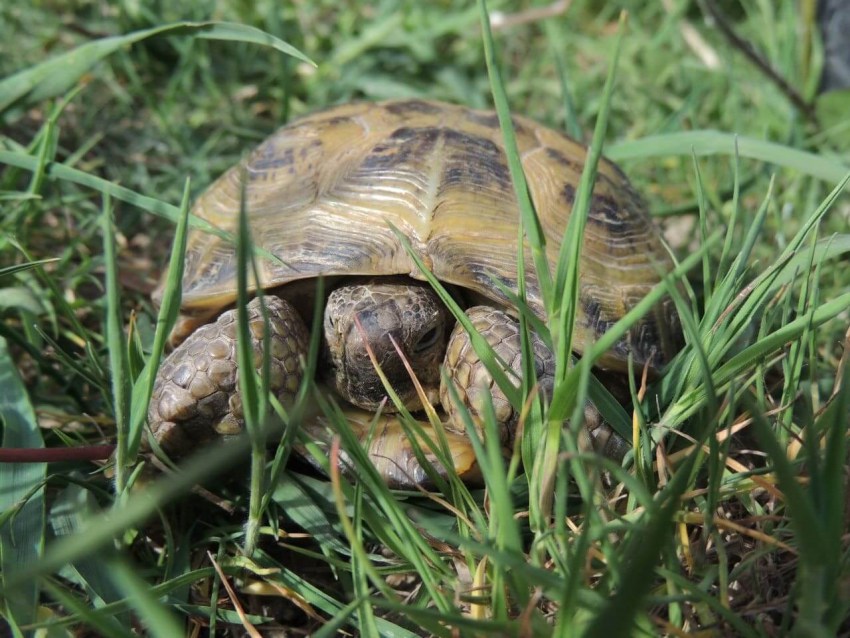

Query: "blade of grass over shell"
<box><xmin>0</xmin><ymin>336</ymin><xmax>45</xmax><ymax>630</ymax></box>
<box><xmin>389</xmin><ymin>224</ymin><xmax>521</xmax><ymax>411</ymax></box>
<box><xmin>0</xmin><ymin>21</ymin><xmax>313</xmax><ymax>113</ymax></box>
<box><xmin>235</xmin><ymin>168</ymin><xmax>270</xmax><ymax>557</ymax></box>
<box><xmin>347</xmin><ymin>315</ymin><xmax>467</xmax><ymax>494</ymax></box>
<box><xmin>319</xmin><ymin>308</ymin><xmax>476</xmax><ymax>498</ymax></box>
<box><xmin>101</xmin><ymin>194</ymin><xmax>132</xmax><ymax>494</ymax></box>
<box><xmin>308</xmin><ymin>395</ymin><xmax>455</xmax><ymax>562</ymax></box>
<box><xmin>128</xmin><ymin>179</ymin><xmax>192</xmax><ymax>456</ymax></box>
<box><xmin>564</xmin><ymin>234</ymin><xmax>717</xmax><ymax>448</ymax></box>
<box><xmin>538</xmin><ymin>12</ymin><xmax>629</xmax><ymax>528</ymax></box>
<box><xmin>477</xmin><ymin>0</ymin><xmax>552</xmax><ymax>313</ymax></box>
<box><xmin>263</xmin><ymin>278</ymin><xmax>325</xmax><ymax>512</ymax></box>
<box><xmin>569</xmin><ymin>231</ymin><xmax>718</xmax><ymax>404</ymax></box>
<box><xmin>546</xmin><ymin>239</ymin><xmax>714</xmax><ymax>460</ymax></box>
<box><xmin>478</xmin><ymin>0</ymin><xmax>556</xmax><ymax>507</ymax></box>
<box><xmin>551</xmin><ymin>11</ymin><xmax>626</xmax><ymax>393</ymax></box>
<box><xmin>487</xmin><ymin>277</ymin><xmax>631</xmax><ymax>441</ymax></box>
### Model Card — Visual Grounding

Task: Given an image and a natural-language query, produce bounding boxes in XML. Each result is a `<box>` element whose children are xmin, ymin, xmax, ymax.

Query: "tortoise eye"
<box><xmin>414</xmin><ymin>326</ymin><xmax>442</xmax><ymax>353</ymax></box>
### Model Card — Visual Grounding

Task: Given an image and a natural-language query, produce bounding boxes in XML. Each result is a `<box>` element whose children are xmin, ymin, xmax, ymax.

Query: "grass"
<box><xmin>1</xmin><ymin>0</ymin><xmax>849</xmax><ymax>635</ymax></box>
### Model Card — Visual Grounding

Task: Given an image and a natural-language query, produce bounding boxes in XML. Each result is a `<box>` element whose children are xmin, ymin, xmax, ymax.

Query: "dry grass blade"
<box><xmin>207</xmin><ymin>552</ymin><xmax>263</xmax><ymax>638</ymax></box>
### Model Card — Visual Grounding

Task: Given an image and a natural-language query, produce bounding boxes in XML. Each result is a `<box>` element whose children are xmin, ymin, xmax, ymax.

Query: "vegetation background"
<box><xmin>1</xmin><ymin>0</ymin><xmax>848</xmax><ymax>636</ymax></box>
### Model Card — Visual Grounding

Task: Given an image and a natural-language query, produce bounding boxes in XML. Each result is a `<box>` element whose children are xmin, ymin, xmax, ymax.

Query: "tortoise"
<box><xmin>146</xmin><ymin>99</ymin><xmax>681</xmax><ymax>487</ymax></box>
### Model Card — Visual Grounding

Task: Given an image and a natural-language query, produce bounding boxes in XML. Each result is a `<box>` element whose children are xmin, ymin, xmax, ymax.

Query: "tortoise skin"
<box><xmin>156</xmin><ymin>99</ymin><xmax>680</xmax><ymax>372</ymax></box>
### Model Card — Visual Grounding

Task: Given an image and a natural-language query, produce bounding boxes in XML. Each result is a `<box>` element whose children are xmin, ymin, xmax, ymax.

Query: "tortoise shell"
<box><xmin>155</xmin><ymin>99</ymin><xmax>680</xmax><ymax>371</ymax></box>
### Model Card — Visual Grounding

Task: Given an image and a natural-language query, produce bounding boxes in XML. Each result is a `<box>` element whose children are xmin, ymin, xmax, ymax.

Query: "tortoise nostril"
<box><xmin>414</xmin><ymin>325</ymin><xmax>442</xmax><ymax>353</ymax></box>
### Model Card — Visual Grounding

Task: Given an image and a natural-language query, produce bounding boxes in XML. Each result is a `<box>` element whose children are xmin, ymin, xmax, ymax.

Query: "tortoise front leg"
<box><xmin>147</xmin><ymin>296</ymin><xmax>308</xmax><ymax>457</ymax></box>
<box><xmin>440</xmin><ymin>306</ymin><xmax>628</xmax><ymax>460</ymax></box>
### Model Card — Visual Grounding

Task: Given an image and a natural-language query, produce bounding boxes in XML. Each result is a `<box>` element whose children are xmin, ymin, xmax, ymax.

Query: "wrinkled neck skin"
<box><xmin>323</xmin><ymin>279</ymin><xmax>447</xmax><ymax>412</ymax></box>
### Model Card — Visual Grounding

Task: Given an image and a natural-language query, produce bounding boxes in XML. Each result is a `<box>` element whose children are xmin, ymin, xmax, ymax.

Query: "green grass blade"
<box><xmin>816</xmin><ymin>358</ymin><xmax>850</xmax><ymax>630</ymax></box>
<box><xmin>543</xmin><ymin>20</ymin><xmax>583</xmax><ymax>140</ymax></box>
<box><xmin>537</xmin><ymin>12</ymin><xmax>627</xmax><ymax>526</ymax></box>
<box><xmin>107</xmin><ymin>558</ymin><xmax>185</xmax><ymax>637</ymax></box>
<box><xmin>390</xmin><ymin>224</ymin><xmax>521</xmax><ymax>410</ymax></box>
<box><xmin>557</xmin><ymin>231</ymin><xmax>719</xmax><ymax>422</ymax></box>
<box><xmin>102</xmin><ymin>194</ymin><xmax>132</xmax><ymax>494</ymax></box>
<box><xmin>0</xmin><ymin>336</ymin><xmax>46</xmax><ymax>630</ymax></box>
<box><xmin>477</xmin><ymin>0</ymin><xmax>553</xmax><ymax>311</ymax></box>
<box><xmin>24</xmin><ymin>92</ymin><xmax>62</xmax><ymax>198</ymax></box>
<box><xmin>0</xmin><ymin>21</ymin><xmax>313</xmax><ymax>113</ymax></box>
<box><xmin>234</xmin><ymin>169</ymin><xmax>269</xmax><ymax>557</ymax></box>
<box><xmin>0</xmin><ymin>150</ymin><xmax>222</xmax><ymax>235</ymax></box>
<box><xmin>743</xmin><ymin>392</ymin><xmax>833</xmax><ymax>633</ymax></box>
<box><xmin>552</xmin><ymin>12</ymin><xmax>626</xmax><ymax>386</ymax></box>
<box><xmin>608</xmin><ymin>131</ymin><xmax>849</xmax><ymax>186</ymax></box>
<box><xmin>128</xmin><ymin>179</ymin><xmax>192</xmax><ymax>455</ymax></box>
<box><xmin>49</xmin><ymin>481</ymin><xmax>130</xmax><ymax>627</ymax></box>
<box><xmin>582</xmin><ymin>441</ymin><xmax>701</xmax><ymax>636</ymax></box>
<box><xmin>190</xmin><ymin>22</ymin><xmax>315</xmax><ymax>65</ymax></box>
<box><xmin>41</xmin><ymin>579</ymin><xmax>134</xmax><ymax>638</ymax></box>
<box><xmin>0</xmin><ymin>436</ymin><xmax>252</xmax><ymax>593</ymax></box>
<box><xmin>0</xmin><ymin>150</ymin><xmax>285</xmax><ymax>270</ymax></box>
<box><xmin>665</xmin><ymin>289</ymin><xmax>850</xmax><ymax>430</ymax></box>
<box><xmin>717</xmin><ymin>138</ymin><xmax>742</xmax><ymax>282</ymax></box>
<box><xmin>0</xmin><ymin>258</ymin><xmax>59</xmax><ymax>278</ymax></box>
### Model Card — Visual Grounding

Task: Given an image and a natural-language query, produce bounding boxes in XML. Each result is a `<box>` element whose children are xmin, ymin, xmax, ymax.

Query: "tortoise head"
<box><xmin>323</xmin><ymin>280</ymin><xmax>447</xmax><ymax>412</ymax></box>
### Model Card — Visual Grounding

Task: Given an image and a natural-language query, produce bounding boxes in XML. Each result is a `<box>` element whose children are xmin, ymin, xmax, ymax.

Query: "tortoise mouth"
<box><xmin>342</xmin><ymin>364</ymin><xmax>420</xmax><ymax>413</ymax></box>
<box><xmin>333</xmin><ymin>317</ymin><xmax>441</xmax><ymax>413</ymax></box>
